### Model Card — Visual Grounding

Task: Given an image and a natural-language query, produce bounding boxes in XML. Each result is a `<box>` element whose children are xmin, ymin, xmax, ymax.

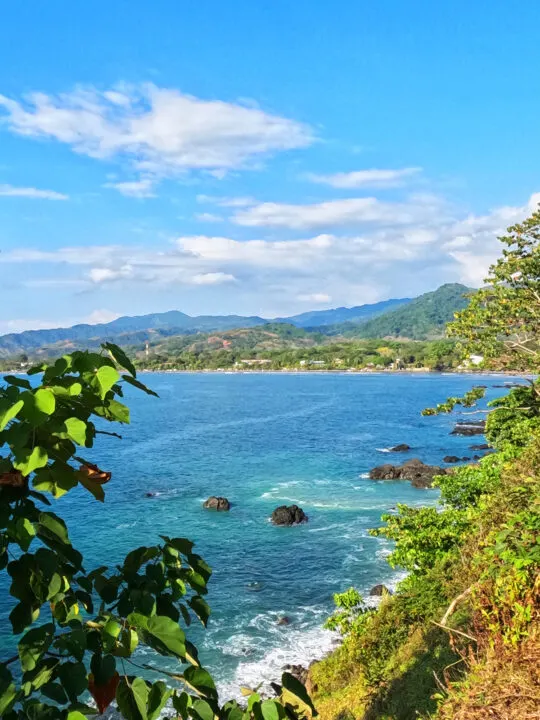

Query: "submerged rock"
<box><xmin>389</xmin><ymin>443</ymin><xmax>411</xmax><ymax>452</ymax></box>
<box><xmin>470</xmin><ymin>443</ymin><xmax>491</xmax><ymax>450</ymax></box>
<box><xmin>369</xmin><ymin>584</ymin><xmax>392</xmax><ymax>597</ymax></box>
<box><xmin>277</xmin><ymin>616</ymin><xmax>291</xmax><ymax>626</ymax></box>
<box><xmin>203</xmin><ymin>496</ymin><xmax>231</xmax><ymax>511</ymax></box>
<box><xmin>443</xmin><ymin>455</ymin><xmax>461</xmax><ymax>463</ymax></box>
<box><xmin>450</xmin><ymin>421</ymin><xmax>486</xmax><ymax>436</ymax></box>
<box><xmin>271</xmin><ymin>505</ymin><xmax>308</xmax><ymax>525</ymax></box>
<box><xmin>369</xmin><ymin>458</ymin><xmax>448</xmax><ymax>489</ymax></box>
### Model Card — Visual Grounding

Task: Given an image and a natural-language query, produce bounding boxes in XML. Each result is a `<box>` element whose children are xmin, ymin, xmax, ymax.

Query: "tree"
<box><xmin>449</xmin><ymin>207</ymin><xmax>540</xmax><ymax>373</ymax></box>
<box><xmin>0</xmin><ymin>344</ymin><xmax>315</xmax><ymax>719</ymax></box>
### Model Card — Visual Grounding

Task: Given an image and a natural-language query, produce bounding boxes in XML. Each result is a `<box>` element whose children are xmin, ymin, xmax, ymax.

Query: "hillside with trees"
<box><xmin>333</xmin><ymin>284</ymin><xmax>472</xmax><ymax>340</ymax></box>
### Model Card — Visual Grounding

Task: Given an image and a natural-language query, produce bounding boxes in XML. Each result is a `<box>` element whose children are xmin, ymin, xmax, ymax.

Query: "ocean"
<box><xmin>0</xmin><ymin>372</ymin><xmax>518</xmax><ymax>705</ymax></box>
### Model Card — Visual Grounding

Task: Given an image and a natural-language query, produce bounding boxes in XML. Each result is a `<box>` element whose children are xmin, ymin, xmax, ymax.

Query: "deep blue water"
<box><xmin>0</xmin><ymin>372</ymin><xmax>518</xmax><ymax>700</ymax></box>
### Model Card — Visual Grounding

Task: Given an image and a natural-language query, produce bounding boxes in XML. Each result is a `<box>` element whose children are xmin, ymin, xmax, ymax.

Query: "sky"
<box><xmin>1</xmin><ymin>0</ymin><xmax>540</xmax><ymax>334</ymax></box>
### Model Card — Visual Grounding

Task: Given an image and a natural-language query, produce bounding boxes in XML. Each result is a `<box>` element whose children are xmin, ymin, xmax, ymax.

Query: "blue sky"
<box><xmin>1</xmin><ymin>0</ymin><xmax>540</xmax><ymax>332</ymax></box>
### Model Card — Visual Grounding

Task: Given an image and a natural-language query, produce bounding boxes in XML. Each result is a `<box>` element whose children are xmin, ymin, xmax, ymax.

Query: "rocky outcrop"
<box><xmin>203</xmin><ymin>496</ymin><xmax>231</xmax><ymax>511</ymax></box>
<box><xmin>369</xmin><ymin>458</ymin><xmax>448</xmax><ymax>488</ymax></box>
<box><xmin>450</xmin><ymin>420</ymin><xmax>486</xmax><ymax>436</ymax></box>
<box><xmin>369</xmin><ymin>584</ymin><xmax>392</xmax><ymax>597</ymax></box>
<box><xmin>283</xmin><ymin>664</ymin><xmax>309</xmax><ymax>685</ymax></box>
<box><xmin>277</xmin><ymin>616</ymin><xmax>291</xmax><ymax>626</ymax></box>
<box><xmin>271</xmin><ymin>505</ymin><xmax>308</xmax><ymax>525</ymax></box>
<box><xmin>389</xmin><ymin>443</ymin><xmax>411</xmax><ymax>452</ymax></box>
<box><xmin>443</xmin><ymin>455</ymin><xmax>461</xmax><ymax>463</ymax></box>
<box><xmin>470</xmin><ymin>443</ymin><xmax>491</xmax><ymax>450</ymax></box>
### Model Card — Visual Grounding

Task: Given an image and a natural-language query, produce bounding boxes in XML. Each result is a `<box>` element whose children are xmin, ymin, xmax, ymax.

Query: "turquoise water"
<box><xmin>0</xmin><ymin>372</ymin><xmax>516</xmax><ymax>700</ymax></box>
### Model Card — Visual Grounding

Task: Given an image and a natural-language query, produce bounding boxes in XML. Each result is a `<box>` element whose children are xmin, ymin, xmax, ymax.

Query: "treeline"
<box><xmin>135</xmin><ymin>339</ymin><xmax>462</xmax><ymax>372</ymax></box>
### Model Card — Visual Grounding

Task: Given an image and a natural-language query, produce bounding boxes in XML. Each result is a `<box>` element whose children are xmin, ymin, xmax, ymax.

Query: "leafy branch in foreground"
<box><xmin>0</xmin><ymin>345</ymin><xmax>315</xmax><ymax>719</ymax></box>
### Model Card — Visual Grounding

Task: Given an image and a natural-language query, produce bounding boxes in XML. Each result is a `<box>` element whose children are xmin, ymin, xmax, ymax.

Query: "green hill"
<box><xmin>334</xmin><ymin>283</ymin><xmax>472</xmax><ymax>340</ymax></box>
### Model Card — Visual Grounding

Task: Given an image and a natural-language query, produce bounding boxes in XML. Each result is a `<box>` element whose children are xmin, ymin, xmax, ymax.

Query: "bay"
<box><xmin>0</xmin><ymin>372</ymin><xmax>517</xmax><ymax>700</ymax></box>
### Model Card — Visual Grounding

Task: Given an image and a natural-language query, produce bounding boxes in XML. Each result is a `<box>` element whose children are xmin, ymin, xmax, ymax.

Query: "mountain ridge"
<box><xmin>0</xmin><ymin>284</ymin><xmax>471</xmax><ymax>357</ymax></box>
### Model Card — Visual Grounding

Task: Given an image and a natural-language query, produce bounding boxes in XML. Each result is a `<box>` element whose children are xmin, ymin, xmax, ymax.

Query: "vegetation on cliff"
<box><xmin>310</xmin><ymin>209</ymin><xmax>540</xmax><ymax>719</ymax></box>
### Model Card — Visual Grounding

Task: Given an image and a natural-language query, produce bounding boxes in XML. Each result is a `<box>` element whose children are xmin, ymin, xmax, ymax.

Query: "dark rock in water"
<box><xmin>450</xmin><ymin>420</ymin><xmax>486</xmax><ymax>436</ymax></box>
<box><xmin>462</xmin><ymin>456</ymin><xmax>471</xmax><ymax>461</ymax></box>
<box><xmin>245</xmin><ymin>581</ymin><xmax>265</xmax><ymax>592</ymax></box>
<box><xmin>369</xmin><ymin>458</ymin><xmax>448</xmax><ymax>489</ymax></box>
<box><xmin>443</xmin><ymin>455</ymin><xmax>461</xmax><ymax>463</ymax></box>
<box><xmin>369</xmin><ymin>584</ymin><xmax>392</xmax><ymax>597</ymax></box>
<box><xmin>277</xmin><ymin>616</ymin><xmax>291</xmax><ymax>626</ymax></box>
<box><xmin>271</xmin><ymin>504</ymin><xmax>308</xmax><ymax>525</ymax></box>
<box><xmin>145</xmin><ymin>492</ymin><xmax>158</xmax><ymax>497</ymax></box>
<box><xmin>389</xmin><ymin>443</ymin><xmax>411</xmax><ymax>452</ymax></box>
<box><xmin>470</xmin><ymin>443</ymin><xmax>491</xmax><ymax>450</ymax></box>
<box><xmin>203</xmin><ymin>496</ymin><xmax>230</xmax><ymax>511</ymax></box>
<box><xmin>369</xmin><ymin>463</ymin><xmax>399</xmax><ymax>480</ymax></box>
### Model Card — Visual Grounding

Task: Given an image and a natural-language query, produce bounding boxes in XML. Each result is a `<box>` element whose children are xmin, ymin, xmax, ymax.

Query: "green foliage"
<box><xmin>449</xmin><ymin>208</ymin><xmax>540</xmax><ymax>371</ymax></box>
<box><xmin>370</xmin><ymin>505</ymin><xmax>470</xmax><ymax>573</ymax></box>
<box><xmin>0</xmin><ymin>345</ymin><xmax>314</xmax><ymax>719</ymax></box>
<box><xmin>485</xmin><ymin>382</ymin><xmax>540</xmax><ymax>448</ymax></box>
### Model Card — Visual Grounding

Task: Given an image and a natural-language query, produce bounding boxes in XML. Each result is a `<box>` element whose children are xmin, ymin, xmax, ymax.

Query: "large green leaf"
<box><xmin>105</xmin><ymin>399</ymin><xmax>130</xmax><ymax>423</ymax></box>
<box><xmin>38</xmin><ymin>513</ymin><xmax>69</xmax><ymax>545</ymax></box>
<box><xmin>0</xmin><ymin>399</ymin><xmax>24</xmax><ymax>431</ymax></box>
<box><xmin>57</xmin><ymin>661</ymin><xmax>87</xmax><ymax>701</ymax></box>
<box><xmin>147</xmin><ymin>681</ymin><xmax>172</xmax><ymax>720</ymax></box>
<box><xmin>0</xmin><ymin>666</ymin><xmax>17</xmax><ymax>715</ymax></box>
<box><xmin>8</xmin><ymin>517</ymin><xmax>36</xmax><ymax>551</ymax></box>
<box><xmin>13</xmin><ymin>446</ymin><xmax>48</xmax><ymax>476</ymax></box>
<box><xmin>116</xmin><ymin>677</ymin><xmax>149</xmax><ymax>720</ymax></box>
<box><xmin>34</xmin><ymin>389</ymin><xmax>56</xmax><ymax>416</ymax></box>
<box><xmin>260</xmin><ymin>699</ymin><xmax>282</xmax><ymax>720</ymax></box>
<box><xmin>96</xmin><ymin>366</ymin><xmax>120</xmax><ymax>399</ymax></box>
<box><xmin>189</xmin><ymin>596</ymin><xmax>211</xmax><ymax>627</ymax></box>
<box><xmin>122</xmin><ymin>375</ymin><xmax>159</xmax><ymax>397</ymax></box>
<box><xmin>18</xmin><ymin>623</ymin><xmax>54</xmax><ymax>672</ymax></box>
<box><xmin>146</xmin><ymin>615</ymin><xmax>186</xmax><ymax>658</ymax></box>
<box><xmin>183</xmin><ymin>667</ymin><xmax>217</xmax><ymax>700</ymax></box>
<box><xmin>281</xmin><ymin>672</ymin><xmax>317</xmax><ymax>716</ymax></box>
<box><xmin>103</xmin><ymin>342</ymin><xmax>138</xmax><ymax>377</ymax></box>
<box><xmin>191</xmin><ymin>699</ymin><xmax>215</xmax><ymax>720</ymax></box>
<box><xmin>64</xmin><ymin>417</ymin><xmax>87</xmax><ymax>446</ymax></box>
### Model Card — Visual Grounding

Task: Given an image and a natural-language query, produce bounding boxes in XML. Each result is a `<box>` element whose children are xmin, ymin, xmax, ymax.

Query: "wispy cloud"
<box><xmin>0</xmin><ymin>184</ymin><xmax>68</xmax><ymax>200</ymax></box>
<box><xmin>232</xmin><ymin>194</ymin><xmax>446</xmax><ymax>230</ymax></box>
<box><xmin>306</xmin><ymin>167</ymin><xmax>422</xmax><ymax>189</ymax></box>
<box><xmin>3</xmin><ymin>193</ymin><xmax>539</xmax><ymax>315</ymax></box>
<box><xmin>0</xmin><ymin>84</ymin><xmax>314</xmax><ymax>192</ymax></box>
<box><xmin>104</xmin><ymin>178</ymin><xmax>156</xmax><ymax>197</ymax></box>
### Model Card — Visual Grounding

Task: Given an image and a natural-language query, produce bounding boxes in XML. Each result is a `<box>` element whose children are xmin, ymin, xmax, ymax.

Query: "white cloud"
<box><xmin>0</xmin><ymin>184</ymin><xmax>68</xmax><ymax>200</ymax></box>
<box><xmin>0</xmin><ymin>84</ymin><xmax>313</xmax><ymax>189</ymax></box>
<box><xmin>298</xmin><ymin>293</ymin><xmax>331</xmax><ymax>303</ymax></box>
<box><xmin>306</xmin><ymin>167</ymin><xmax>422</xmax><ymax>189</ymax></box>
<box><xmin>4</xmin><ymin>192</ymin><xmax>539</xmax><ymax>315</ymax></box>
<box><xmin>232</xmin><ymin>194</ymin><xmax>445</xmax><ymax>230</ymax></box>
<box><xmin>191</xmin><ymin>272</ymin><xmax>236</xmax><ymax>285</ymax></box>
<box><xmin>196</xmin><ymin>194</ymin><xmax>256</xmax><ymax>207</ymax></box>
<box><xmin>85</xmin><ymin>309</ymin><xmax>122</xmax><ymax>324</ymax></box>
<box><xmin>195</xmin><ymin>212</ymin><xmax>223</xmax><ymax>223</ymax></box>
<box><xmin>104</xmin><ymin>178</ymin><xmax>156</xmax><ymax>197</ymax></box>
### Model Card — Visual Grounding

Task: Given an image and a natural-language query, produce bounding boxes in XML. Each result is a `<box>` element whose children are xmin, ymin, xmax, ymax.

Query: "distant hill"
<box><xmin>281</xmin><ymin>297</ymin><xmax>412</xmax><ymax>328</ymax></box>
<box><xmin>0</xmin><ymin>285</ymin><xmax>470</xmax><ymax>358</ymax></box>
<box><xmin>334</xmin><ymin>283</ymin><xmax>472</xmax><ymax>340</ymax></box>
<box><xmin>0</xmin><ymin>298</ymin><xmax>409</xmax><ymax>357</ymax></box>
<box><xmin>0</xmin><ymin>312</ymin><xmax>267</xmax><ymax>358</ymax></box>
